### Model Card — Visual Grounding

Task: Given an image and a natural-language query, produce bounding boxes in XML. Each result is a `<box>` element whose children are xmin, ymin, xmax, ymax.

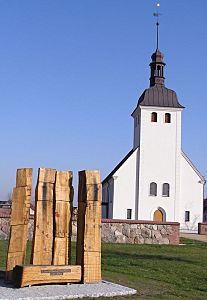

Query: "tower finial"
<box><xmin>153</xmin><ymin>3</ymin><xmax>161</xmax><ymax>50</ymax></box>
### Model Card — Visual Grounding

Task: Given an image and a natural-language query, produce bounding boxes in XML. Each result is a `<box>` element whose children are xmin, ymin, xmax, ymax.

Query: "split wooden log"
<box><xmin>76</xmin><ymin>170</ymin><xmax>102</xmax><ymax>283</ymax></box>
<box><xmin>31</xmin><ymin>168</ymin><xmax>56</xmax><ymax>265</ymax></box>
<box><xmin>6</xmin><ymin>168</ymin><xmax>32</xmax><ymax>281</ymax></box>
<box><xmin>13</xmin><ymin>265</ymin><xmax>81</xmax><ymax>288</ymax></box>
<box><xmin>53</xmin><ymin>171</ymin><xmax>73</xmax><ymax>265</ymax></box>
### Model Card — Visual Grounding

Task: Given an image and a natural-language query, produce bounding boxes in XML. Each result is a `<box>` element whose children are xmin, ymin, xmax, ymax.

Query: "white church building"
<box><xmin>102</xmin><ymin>40</ymin><xmax>205</xmax><ymax>232</ymax></box>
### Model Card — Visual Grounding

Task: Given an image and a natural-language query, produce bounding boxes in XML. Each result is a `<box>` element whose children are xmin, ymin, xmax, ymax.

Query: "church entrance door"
<box><xmin>153</xmin><ymin>209</ymin><xmax>163</xmax><ymax>221</ymax></box>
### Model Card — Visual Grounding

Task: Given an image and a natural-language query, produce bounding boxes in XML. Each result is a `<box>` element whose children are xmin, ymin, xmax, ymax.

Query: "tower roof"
<box><xmin>137</xmin><ymin>85</ymin><xmax>184</xmax><ymax>108</ymax></box>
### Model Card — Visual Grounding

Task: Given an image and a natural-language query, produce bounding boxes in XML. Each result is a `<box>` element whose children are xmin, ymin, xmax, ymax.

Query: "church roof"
<box><xmin>137</xmin><ymin>85</ymin><xmax>184</xmax><ymax>109</ymax></box>
<box><xmin>102</xmin><ymin>149</ymin><xmax>134</xmax><ymax>184</ymax></box>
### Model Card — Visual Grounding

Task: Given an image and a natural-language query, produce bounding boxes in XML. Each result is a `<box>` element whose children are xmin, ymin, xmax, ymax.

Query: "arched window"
<box><xmin>165</xmin><ymin>113</ymin><xmax>171</xmax><ymax>123</ymax></box>
<box><xmin>150</xmin><ymin>182</ymin><xmax>157</xmax><ymax>196</ymax></box>
<box><xmin>151</xmin><ymin>112</ymin><xmax>157</xmax><ymax>122</ymax></box>
<box><xmin>162</xmin><ymin>183</ymin><xmax>170</xmax><ymax>197</ymax></box>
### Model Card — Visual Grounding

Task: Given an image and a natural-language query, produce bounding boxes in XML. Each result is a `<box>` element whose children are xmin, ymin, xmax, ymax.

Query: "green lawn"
<box><xmin>1</xmin><ymin>239</ymin><xmax>207</xmax><ymax>299</ymax></box>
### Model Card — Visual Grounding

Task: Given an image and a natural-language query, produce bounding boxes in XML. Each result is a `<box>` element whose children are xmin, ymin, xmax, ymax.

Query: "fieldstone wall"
<box><xmin>0</xmin><ymin>217</ymin><xmax>34</xmax><ymax>241</ymax></box>
<box><xmin>101</xmin><ymin>219</ymin><xmax>180</xmax><ymax>245</ymax></box>
<box><xmin>0</xmin><ymin>217</ymin><xmax>180</xmax><ymax>245</ymax></box>
<box><xmin>0</xmin><ymin>217</ymin><xmax>10</xmax><ymax>240</ymax></box>
<box><xmin>0</xmin><ymin>217</ymin><xmax>77</xmax><ymax>242</ymax></box>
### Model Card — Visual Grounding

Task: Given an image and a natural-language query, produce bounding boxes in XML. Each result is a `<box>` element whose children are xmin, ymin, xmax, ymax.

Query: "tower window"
<box><xmin>165</xmin><ymin>113</ymin><xmax>171</xmax><ymax>123</ymax></box>
<box><xmin>127</xmin><ymin>209</ymin><xmax>132</xmax><ymax>220</ymax></box>
<box><xmin>151</xmin><ymin>112</ymin><xmax>157</xmax><ymax>122</ymax></box>
<box><xmin>185</xmin><ymin>211</ymin><xmax>190</xmax><ymax>222</ymax></box>
<box><xmin>157</xmin><ymin>65</ymin><xmax>161</xmax><ymax>76</ymax></box>
<box><xmin>162</xmin><ymin>183</ymin><xmax>170</xmax><ymax>197</ymax></box>
<box><xmin>161</xmin><ymin>66</ymin><xmax>164</xmax><ymax>77</ymax></box>
<box><xmin>150</xmin><ymin>182</ymin><xmax>157</xmax><ymax>196</ymax></box>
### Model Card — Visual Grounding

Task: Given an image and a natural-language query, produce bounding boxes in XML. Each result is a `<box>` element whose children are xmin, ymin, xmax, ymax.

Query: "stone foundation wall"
<box><xmin>0</xmin><ymin>217</ymin><xmax>10</xmax><ymax>240</ymax></box>
<box><xmin>0</xmin><ymin>217</ymin><xmax>34</xmax><ymax>241</ymax></box>
<box><xmin>101</xmin><ymin>219</ymin><xmax>180</xmax><ymax>245</ymax></box>
<box><xmin>198</xmin><ymin>222</ymin><xmax>207</xmax><ymax>235</ymax></box>
<box><xmin>0</xmin><ymin>217</ymin><xmax>180</xmax><ymax>245</ymax></box>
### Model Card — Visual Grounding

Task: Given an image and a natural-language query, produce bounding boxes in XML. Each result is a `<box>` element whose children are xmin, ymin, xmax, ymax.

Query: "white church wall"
<box><xmin>179</xmin><ymin>154</ymin><xmax>204</xmax><ymax>232</ymax></box>
<box><xmin>112</xmin><ymin>149</ymin><xmax>138</xmax><ymax>219</ymax></box>
<box><xmin>137</xmin><ymin>106</ymin><xmax>182</xmax><ymax>221</ymax></box>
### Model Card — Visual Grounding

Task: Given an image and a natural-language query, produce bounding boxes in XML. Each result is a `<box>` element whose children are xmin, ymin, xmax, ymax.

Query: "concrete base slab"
<box><xmin>0</xmin><ymin>279</ymin><xmax>137</xmax><ymax>299</ymax></box>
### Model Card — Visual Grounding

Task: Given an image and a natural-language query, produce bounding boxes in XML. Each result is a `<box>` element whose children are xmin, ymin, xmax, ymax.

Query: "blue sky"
<box><xmin>0</xmin><ymin>0</ymin><xmax>206</xmax><ymax>201</ymax></box>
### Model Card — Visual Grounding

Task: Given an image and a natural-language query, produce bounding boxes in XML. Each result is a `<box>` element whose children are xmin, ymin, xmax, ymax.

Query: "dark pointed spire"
<box><xmin>153</xmin><ymin>3</ymin><xmax>161</xmax><ymax>50</ymax></box>
<box><xmin>156</xmin><ymin>21</ymin><xmax>159</xmax><ymax>50</ymax></box>
<box><xmin>150</xmin><ymin>3</ymin><xmax>165</xmax><ymax>87</ymax></box>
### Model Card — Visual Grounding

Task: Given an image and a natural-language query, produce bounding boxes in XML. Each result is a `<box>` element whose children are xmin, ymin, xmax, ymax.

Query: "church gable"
<box><xmin>102</xmin><ymin>149</ymin><xmax>139</xmax><ymax>220</ymax></box>
<box><xmin>181</xmin><ymin>151</ymin><xmax>205</xmax><ymax>183</ymax></box>
<box><xmin>102</xmin><ymin>149</ymin><xmax>134</xmax><ymax>184</ymax></box>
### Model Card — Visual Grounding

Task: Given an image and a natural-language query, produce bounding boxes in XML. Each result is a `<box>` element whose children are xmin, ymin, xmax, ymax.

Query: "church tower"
<box><xmin>102</xmin><ymin>12</ymin><xmax>205</xmax><ymax>231</ymax></box>
<box><xmin>131</xmin><ymin>17</ymin><xmax>185</xmax><ymax>221</ymax></box>
<box><xmin>132</xmin><ymin>45</ymin><xmax>184</xmax><ymax>222</ymax></box>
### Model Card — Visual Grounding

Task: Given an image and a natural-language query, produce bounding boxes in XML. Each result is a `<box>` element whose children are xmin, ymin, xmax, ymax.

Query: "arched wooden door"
<box><xmin>153</xmin><ymin>209</ymin><xmax>163</xmax><ymax>221</ymax></box>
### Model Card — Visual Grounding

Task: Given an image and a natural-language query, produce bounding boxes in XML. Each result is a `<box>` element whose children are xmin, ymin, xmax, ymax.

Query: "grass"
<box><xmin>1</xmin><ymin>238</ymin><xmax>207</xmax><ymax>299</ymax></box>
<box><xmin>100</xmin><ymin>239</ymin><xmax>207</xmax><ymax>300</ymax></box>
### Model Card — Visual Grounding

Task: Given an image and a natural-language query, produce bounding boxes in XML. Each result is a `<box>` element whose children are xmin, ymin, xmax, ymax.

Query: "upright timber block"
<box><xmin>76</xmin><ymin>170</ymin><xmax>102</xmax><ymax>283</ymax></box>
<box><xmin>31</xmin><ymin>168</ymin><xmax>56</xmax><ymax>265</ymax></box>
<box><xmin>6</xmin><ymin>168</ymin><xmax>32</xmax><ymax>281</ymax></box>
<box><xmin>53</xmin><ymin>171</ymin><xmax>74</xmax><ymax>265</ymax></box>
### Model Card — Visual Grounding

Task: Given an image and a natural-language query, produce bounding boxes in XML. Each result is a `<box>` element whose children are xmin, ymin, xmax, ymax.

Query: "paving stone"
<box><xmin>0</xmin><ymin>279</ymin><xmax>136</xmax><ymax>299</ymax></box>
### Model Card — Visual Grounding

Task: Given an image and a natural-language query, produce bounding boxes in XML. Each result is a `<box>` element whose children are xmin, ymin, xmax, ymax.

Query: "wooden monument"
<box><xmin>31</xmin><ymin>168</ymin><xmax>56</xmax><ymax>265</ymax></box>
<box><xmin>53</xmin><ymin>171</ymin><xmax>73</xmax><ymax>265</ymax></box>
<box><xmin>6</xmin><ymin>168</ymin><xmax>101</xmax><ymax>288</ymax></box>
<box><xmin>76</xmin><ymin>170</ymin><xmax>102</xmax><ymax>283</ymax></box>
<box><xmin>6</xmin><ymin>168</ymin><xmax>32</xmax><ymax>281</ymax></box>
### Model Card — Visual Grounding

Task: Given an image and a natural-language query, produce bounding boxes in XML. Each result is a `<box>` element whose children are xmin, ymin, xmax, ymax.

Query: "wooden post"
<box><xmin>6</xmin><ymin>168</ymin><xmax>32</xmax><ymax>281</ymax></box>
<box><xmin>53</xmin><ymin>171</ymin><xmax>74</xmax><ymax>265</ymax></box>
<box><xmin>31</xmin><ymin>168</ymin><xmax>56</xmax><ymax>265</ymax></box>
<box><xmin>76</xmin><ymin>170</ymin><xmax>102</xmax><ymax>283</ymax></box>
